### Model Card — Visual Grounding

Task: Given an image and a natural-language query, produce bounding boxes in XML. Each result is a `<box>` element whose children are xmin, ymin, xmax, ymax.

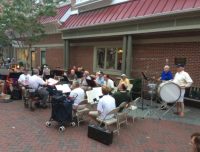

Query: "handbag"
<box><xmin>87</xmin><ymin>124</ymin><xmax>113</xmax><ymax>145</ymax></box>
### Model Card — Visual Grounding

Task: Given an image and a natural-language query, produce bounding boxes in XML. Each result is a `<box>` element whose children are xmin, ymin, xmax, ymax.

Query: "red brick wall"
<box><xmin>70</xmin><ymin>46</ymin><xmax>93</xmax><ymax>72</ymax></box>
<box><xmin>132</xmin><ymin>42</ymin><xmax>200</xmax><ymax>87</ymax></box>
<box><xmin>46</xmin><ymin>47</ymin><xmax>64</xmax><ymax>69</ymax></box>
<box><xmin>37</xmin><ymin>33</ymin><xmax>63</xmax><ymax>44</ymax></box>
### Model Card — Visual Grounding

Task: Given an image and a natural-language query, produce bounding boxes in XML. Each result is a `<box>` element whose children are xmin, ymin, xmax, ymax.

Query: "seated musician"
<box><xmin>112</xmin><ymin>84</ymin><xmax>131</xmax><ymax>108</ymax></box>
<box><xmin>28</xmin><ymin>69</ymin><xmax>49</xmax><ymax>109</ymax></box>
<box><xmin>18</xmin><ymin>68</ymin><xmax>31</xmax><ymax>98</ymax></box>
<box><xmin>76</xmin><ymin>66</ymin><xmax>84</xmax><ymax>79</ymax></box>
<box><xmin>117</xmin><ymin>74</ymin><xmax>130</xmax><ymax>89</ymax></box>
<box><xmin>80</xmin><ymin>70</ymin><xmax>91</xmax><ymax>91</ymax></box>
<box><xmin>69</xmin><ymin>81</ymin><xmax>85</xmax><ymax>110</ymax></box>
<box><xmin>158</xmin><ymin>65</ymin><xmax>173</xmax><ymax>110</ymax></box>
<box><xmin>89</xmin><ymin>86</ymin><xmax>116</xmax><ymax>121</ymax></box>
<box><xmin>68</xmin><ymin>69</ymin><xmax>78</xmax><ymax>82</ymax></box>
<box><xmin>43</xmin><ymin>65</ymin><xmax>50</xmax><ymax>81</ymax></box>
<box><xmin>158</xmin><ymin>65</ymin><xmax>173</xmax><ymax>81</ymax></box>
<box><xmin>95</xmin><ymin>71</ymin><xmax>104</xmax><ymax>86</ymax></box>
<box><xmin>103</xmin><ymin>74</ymin><xmax>114</xmax><ymax>92</ymax></box>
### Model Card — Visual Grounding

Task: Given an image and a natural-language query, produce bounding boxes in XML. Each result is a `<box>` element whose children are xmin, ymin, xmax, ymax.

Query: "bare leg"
<box><xmin>176</xmin><ymin>102</ymin><xmax>180</xmax><ymax>113</ymax></box>
<box><xmin>180</xmin><ymin>102</ymin><xmax>184</xmax><ymax>117</ymax></box>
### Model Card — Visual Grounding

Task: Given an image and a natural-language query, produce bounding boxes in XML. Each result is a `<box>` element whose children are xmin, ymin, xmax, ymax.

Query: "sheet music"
<box><xmin>62</xmin><ymin>84</ymin><xmax>71</xmax><ymax>93</ymax></box>
<box><xmin>86</xmin><ymin>90</ymin><xmax>95</xmax><ymax>104</ymax></box>
<box><xmin>55</xmin><ymin>84</ymin><xmax>71</xmax><ymax>93</ymax></box>
<box><xmin>92</xmin><ymin>87</ymin><xmax>103</xmax><ymax>101</ymax></box>
<box><xmin>47</xmin><ymin>78</ymin><xmax>59</xmax><ymax>86</ymax></box>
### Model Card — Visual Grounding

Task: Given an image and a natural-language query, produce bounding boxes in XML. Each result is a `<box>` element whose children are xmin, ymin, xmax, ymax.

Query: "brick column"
<box><xmin>126</xmin><ymin>35</ymin><xmax>132</xmax><ymax>78</ymax></box>
<box><xmin>64</xmin><ymin>39</ymin><xmax>70</xmax><ymax>70</ymax></box>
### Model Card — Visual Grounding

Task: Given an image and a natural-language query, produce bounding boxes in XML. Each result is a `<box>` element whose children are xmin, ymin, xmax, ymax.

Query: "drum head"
<box><xmin>159</xmin><ymin>82</ymin><xmax>181</xmax><ymax>103</ymax></box>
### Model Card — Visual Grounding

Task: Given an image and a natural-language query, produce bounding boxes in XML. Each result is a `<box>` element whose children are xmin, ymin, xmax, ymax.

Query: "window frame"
<box><xmin>40</xmin><ymin>49</ymin><xmax>46</xmax><ymax>66</ymax></box>
<box><xmin>93</xmin><ymin>46</ymin><xmax>123</xmax><ymax>75</ymax></box>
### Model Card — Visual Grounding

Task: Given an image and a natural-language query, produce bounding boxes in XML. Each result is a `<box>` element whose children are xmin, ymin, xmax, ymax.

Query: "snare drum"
<box><xmin>158</xmin><ymin>81</ymin><xmax>181</xmax><ymax>103</ymax></box>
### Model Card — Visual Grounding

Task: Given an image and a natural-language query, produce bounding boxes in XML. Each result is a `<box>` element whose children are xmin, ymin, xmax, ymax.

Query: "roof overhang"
<box><xmin>61</xmin><ymin>8</ymin><xmax>200</xmax><ymax>39</ymax></box>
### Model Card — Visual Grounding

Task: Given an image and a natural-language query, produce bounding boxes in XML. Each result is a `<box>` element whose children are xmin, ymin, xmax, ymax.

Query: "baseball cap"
<box><xmin>176</xmin><ymin>64</ymin><xmax>184</xmax><ymax>68</ymax></box>
<box><xmin>121</xmin><ymin>74</ymin><xmax>127</xmax><ymax>77</ymax></box>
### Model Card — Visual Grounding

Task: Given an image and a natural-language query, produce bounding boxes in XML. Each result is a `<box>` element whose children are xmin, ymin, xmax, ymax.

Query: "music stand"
<box><xmin>138</xmin><ymin>72</ymin><xmax>149</xmax><ymax>110</ymax></box>
<box><xmin>9</xmin><ymin>72</ymin><xmax>23</xmax><ymax>79</ymax></box>
<box><xmin>86</xmin><ymin>79</ymin><xmax>97</xmax><ymax>88</ymax></box>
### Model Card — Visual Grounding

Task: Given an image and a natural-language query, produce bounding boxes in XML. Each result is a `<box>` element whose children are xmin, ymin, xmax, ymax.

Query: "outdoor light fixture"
<box><xmin>118</xmin><ymin>49</ymin><xmax>123</xmax><ymax>53</ymax></box>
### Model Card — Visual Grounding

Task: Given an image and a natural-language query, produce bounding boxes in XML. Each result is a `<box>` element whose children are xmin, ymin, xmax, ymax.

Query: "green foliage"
<box><xmin>0</xmin><ymin>0</ymin><xmax>57</xmax><ymax>47</ymax></box>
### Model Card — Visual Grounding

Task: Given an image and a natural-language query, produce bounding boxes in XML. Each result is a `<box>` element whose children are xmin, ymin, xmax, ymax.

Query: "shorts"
<box><xmin>177</xmin><ymin>89</ymin><xmax>185</xmax><ymax>102</ymax></box>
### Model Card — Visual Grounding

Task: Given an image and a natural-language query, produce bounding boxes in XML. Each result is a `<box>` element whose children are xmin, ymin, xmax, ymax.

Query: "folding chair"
<box><xmin>74</xmin><ymin>99</ymin><xmax>90</xmax><ymax>126</ymax></box>
<box><xmin>96</xmin><ymin>107</ymin><xmax>120</xmax><ymax>135</ymax></box>
<box><xmin>117</xmin><ymin>102</ymin><xmax>128</xmax><ymax>129</ymax></box>
<box><xmin>126</xmin><ymin>97</ymin><xmax>141</xmax><ymax>123</ymax></box>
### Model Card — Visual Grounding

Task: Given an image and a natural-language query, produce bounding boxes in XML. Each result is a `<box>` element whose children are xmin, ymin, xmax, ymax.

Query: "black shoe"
<box><xmin>160</xmin><ymin>106</ymin><xmax>167</xmax><ymax>110</ymax></box>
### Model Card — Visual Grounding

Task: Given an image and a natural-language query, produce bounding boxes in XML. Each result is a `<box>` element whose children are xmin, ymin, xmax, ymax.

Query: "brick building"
<box><xmin>14</xmin><ymin>0</ymin><xmax>200</xmax><ymax>87</ymax></box>
<box><xmin>58</xmin><ymin>0</ymin><xmax>200</xmax><ymax>87</ymax></box>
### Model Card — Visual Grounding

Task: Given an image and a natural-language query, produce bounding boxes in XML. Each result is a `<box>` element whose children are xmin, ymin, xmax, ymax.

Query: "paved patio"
<box><xmin>0</xmin><ymin>100</ymin><xmax>199</xmax><ymax>152</ymax></box>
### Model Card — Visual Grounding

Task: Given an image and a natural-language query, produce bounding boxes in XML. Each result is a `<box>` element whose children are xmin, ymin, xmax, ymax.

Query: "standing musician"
<box><xmin>173</xmin><ymin>64</ymin><xmax>193</xmax><ymax>117</ymax></box>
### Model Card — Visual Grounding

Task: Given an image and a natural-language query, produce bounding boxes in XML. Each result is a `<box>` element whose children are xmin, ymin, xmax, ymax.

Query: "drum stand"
<box><xmin>143</xmin><ymin>90</ymin><xmax>160</xmax><ymax>118</ymax></box>
<box><xmin>159</xmin><ymin>102</ymin><xmax>177</xmax><ymax>119</ymax></box>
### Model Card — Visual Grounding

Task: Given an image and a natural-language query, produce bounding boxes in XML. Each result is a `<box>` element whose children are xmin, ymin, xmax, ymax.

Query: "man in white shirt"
<box><xmin>104</xmin><ymin>74</ymin><xmax>114</xmax><ymax>92</ymax></box>
<box><xmin>89</xmin><ymin>86</ymin><xmax>116</xmax><ymax>120</ymax></box>
<box><xmin>18</xmin><ymin>69</ymin><xmax>31</xmax><ymax>99</ymax></box>
<box><xmin>29</xmin><ymin>69</ymin><xmax>49</xmax><ymax>108</ymax></box>
<box><xmin>18</xmin><ymin>69</ymin><xmax>31</xmax><ymax>86</ymax></box>
<box><xmin>173</xmin><ymin>64</ymin><xmax>193</xmax><ymax>117</ymax></box>
<box><xmin>69</xmin><ymin>81</ymin><xmax>85</xmax><ymax>110</ymax></box>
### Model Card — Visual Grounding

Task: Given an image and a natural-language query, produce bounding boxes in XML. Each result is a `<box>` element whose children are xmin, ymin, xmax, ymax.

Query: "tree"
<box><xmin>0</xmin><ymin>0</ymin><xmax>57</xmax><ymax>68</ymax></box>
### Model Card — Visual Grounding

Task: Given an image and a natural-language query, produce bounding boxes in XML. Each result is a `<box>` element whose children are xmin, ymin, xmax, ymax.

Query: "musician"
<box><xmin>18</xmin><ymin>69</ymin><xmax>31</xmax><ymax>98</ymax></box>
<box><xmin>113</xmin><ymin>84</ymin><xmax>131</xmax><ymax>108</ymax></box>
<box><xmin>28</xmin><ymin>69</ymin><xmax>49</xmax><ymax>109</ymax></box>
<box><xmin>43</xmin><ymin>65</ymin><xmax>50</xmax><ymax>81</ymax></box>
<box><xmin>76</xmin><ymin>66</ymin><xmax>84</xmax><ymax>79</ymax></box>
<box><xmin>159</xmin><ymin>65</ymin><xmax>173</xmax><ymax>110</ymax></box>
<box><xmin>103</xmin><ymin>74</ymin><xmax>114</xmax><ymax>92</ymax></box>
<box><xmin>173</xmin><ymin>64</ymin><xmax>193</xmax><ymax>117</ymax></box>
<box><xmin>117</xmin><ymin>74</ymin><xmax>130</xmax><ymax>88</ymax></box>
<box><xmin>159</xmin><ymin>65</ymin><xmax>173</xmax><ymax>81</ymax></box>
<box><xmin>68</xmin><ymin>69</ymin><xmax>78</xmax><ymax>81</ymax></box>
<box><xmin>69</xmin><ymin>81</ymin><xmax>85</xmax><ymax>110</ymax></box>
<box><xmin>89</xmin><ymin>86</ymin><xmax>116</xmax><ymax>121</ymax></box>
<box><xmin>80</xmin><ymin>70</ymin><xmax>91</xmax><ymax>91</ymax></box>
<box><xmin>95</xmin><ymin>71</ymin><xmax>104</xmax><ymax>86</ymax></box>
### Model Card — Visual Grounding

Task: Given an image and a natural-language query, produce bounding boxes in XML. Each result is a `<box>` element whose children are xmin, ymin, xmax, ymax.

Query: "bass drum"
<box><xmin>158</xmin><ymin>81</ymin><xmax>181</xmax><ymax>103</ymax></box>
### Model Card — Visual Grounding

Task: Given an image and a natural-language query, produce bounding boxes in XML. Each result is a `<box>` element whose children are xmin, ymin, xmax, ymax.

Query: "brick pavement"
<box><xmin>0</xmin><ymin>100</ymin><xmax>199</xmax><ymax>152</ymax></box>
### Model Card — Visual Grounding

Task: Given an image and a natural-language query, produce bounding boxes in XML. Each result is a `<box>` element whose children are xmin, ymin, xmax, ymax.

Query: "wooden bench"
<box><xmin>184</xmin><ymin>87</ymin><xmax>200</xmax><ymax>103</ymax></box>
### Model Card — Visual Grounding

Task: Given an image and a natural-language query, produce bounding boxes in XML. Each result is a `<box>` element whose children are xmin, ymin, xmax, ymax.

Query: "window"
<box><xmin>41</xmin><ymin>50</ymin><xmax>46</xmax><ymax>66</ymax></box>
<box><xmin>95</xmin><ymin>47</ymin><xmax>123</xmax><ymax>73</ymax></box>
<box><xmin>174</xmin><ymin>58</ymin><xmax>186</xmax><ymax>66</ymax></box>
